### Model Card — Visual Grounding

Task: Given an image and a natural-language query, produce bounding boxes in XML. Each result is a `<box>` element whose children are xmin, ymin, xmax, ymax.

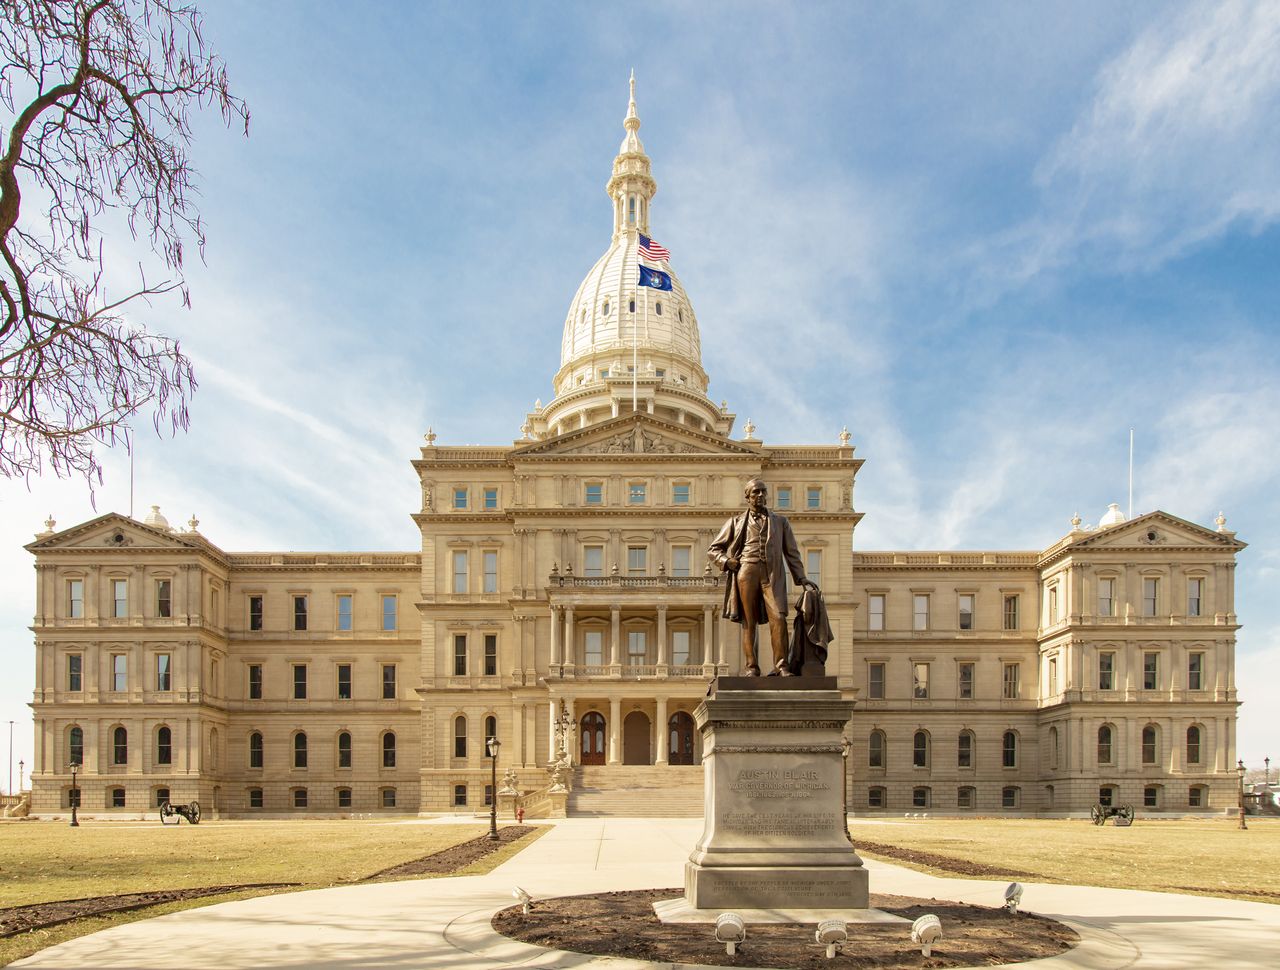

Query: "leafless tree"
<box><xmin>0</xmin><ymin>0</ymin><xmax>247</xmax><ymax>486</ymax></box>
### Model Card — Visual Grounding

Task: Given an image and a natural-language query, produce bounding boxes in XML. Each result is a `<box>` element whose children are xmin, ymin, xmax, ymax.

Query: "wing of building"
<box><xmin>24</xmin><ymin>80</ymin><xmax>1245</xmax><ymax>819</ymax></box>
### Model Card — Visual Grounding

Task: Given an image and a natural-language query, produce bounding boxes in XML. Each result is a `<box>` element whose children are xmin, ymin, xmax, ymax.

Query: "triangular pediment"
<box><xmin>25</xmin><ymin>513</ymin><xmax>209</xmax><ymax>554</ymax></box>
<box><xmin>513</xmin><ymin>413</ymin><xmax>761</xmax><ymax>458</ymax></box>
<box><xmin>1068</xmin><ymin>511</ymin><xmax>1245</xmax><ymax>552</ymax></box>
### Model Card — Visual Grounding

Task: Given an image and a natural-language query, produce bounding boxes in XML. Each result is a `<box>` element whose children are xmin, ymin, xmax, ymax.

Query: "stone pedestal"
<box><xmin>684</xmin><ymin>677</ymin><xmax>867</xmax><ymax>910</ymax></box>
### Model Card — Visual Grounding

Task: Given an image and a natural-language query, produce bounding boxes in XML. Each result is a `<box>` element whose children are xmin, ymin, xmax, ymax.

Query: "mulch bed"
<box><xmin>365</xmin><ymin>824</ymin><xmax>538</xmax><ymax>878</ymax></box>
<box><xmin>854</xmin><ymin>840</ymin><xmax>1038</xmax><ymax>879</ymax></box>
<box><xmin>493</xmin><ymin>888</ymin><xmax>1079</xmax><ymax>969</ymax></box>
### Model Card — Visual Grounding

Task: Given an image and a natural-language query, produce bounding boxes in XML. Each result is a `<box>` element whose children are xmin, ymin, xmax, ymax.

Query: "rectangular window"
<box><xmin>249</xmin><ymin>595</ymin><xmax>264</xmax><ymax>631</ymax></box>
<box><xmin>112</xmin><ymin>654</ymin><xmax>127</xmax><ymax>692</ymax></box>
<box><xmin>1002</xmin><ymin>787</ymin><xmax>1019</xmax><ymax>808</ymax></box>
<box><xmin>156</xmin><ymin>579</ymin><xmax>172</xmax><ymax>618</ymax></box>
<box><xmin>453</xmin><ymin>487</ymin><xmax>468</xmax><ymax>510</ymax></box>
<box><xmin>337</xmin><ymin>663</ymin><xmax>352</xmax><ymax>699</ymax></box>
<box><xmin>112</xmin><ymin>788</ymin><xmax>126</xmax><ymax>807</ymax></box>
<box><xmin>628</xmin><ymin>482</ymin><xmax>646</xmax><ymax>504</ymax></box>
<box><xmin>483</xmin><ymin>784</ymin><xmax>493</xmax><ymax>807</ymax></box>
<box><xmin>958</xmin><ymin>594</ymin><xmax>974</xmax><ymax>631</ymax></box>
<box><xmin>805</xmin><ymin>550</ymin><xmax>822</xmax><ymax>588</ymax></box>
<box><xmin>1144</xmin><ymin>786</ymin><xmax>1159</xmax><ymax>808</ymax></box>
<box><xmin>869</xmin><ymin>594</ymin><xmax>885</xmax><ymax>631</ymax></box>
<box><xmin>958</xmin><ymin>662</ymin><xmax>974</xmax><ymax>699</ymax></box>
<box><xmin>868</xmin><ymin>787</ymin><xmax>885</xmax><ymax>808</ymax></box>
<box><xmin>957</xmin><ymin>787</ymin><xmax>974</xmax><ymax>808</ymax></box>
<box><xmin>1143</xmin><ymin>577</ymin><xmax>1159</xmax><ymax>617</ymax></box>
<box><xmin>584</xmin><ymin>546</ymin><xmax>604</xmax><ymax>577</ymax></box>
<box><xmin>452</xmin><ymin>551</ymin><xmax>468</xmax><ymax>594</ymax></box>
<box><xmin>627</xmin><ymin>546</ymin><xmax>647</xmax><ymax>575</ymax></box>
<box><xmin>453</xmin><ymin>634</ymin><xmax>467</xmax><ymax>676</ymax></box>
<box><xmin>1143</xmin><ymin>652</ymin><xmax>1159</xmax><ymax>690</ymax></box>
<box><xmin>958</xmin><ymin>733</ymin><xmax>973</xmax><ymax>768</ymax></box>
<box><xmin>336</xmin><ymin>594</ymin><xmax>353</xmax><ymax>632</ymax></box>
<box><xmin>1189</xmin><ymin>787</ymin><xmax>1203</xmax><ymax>807</ymax></box>
<box><xmin>1048</xmin><ymin>656</ymin><xmax>1059</xmax><ymax>695</ymax></box>
<box><xmin>293</xmin><ymin>663</ymin><xmax>307</xmax><ymax>699</ymax></box>
<box><xmin>453</xmin><ymin>784</ymin><xmax>467</xmax><ymax>807</ymax></box>
<box><xmin>627</xmin><ymin>630</ymin><xmax>647</xmax><ymax>665</ymax></box>
<box><xmin>67</xmin><ymin>579</ymin><xmax>84</xmax><ymax>618</ymax></box>
<box><xmin>806</xmin><ymin>486</ymin><xmax>821</xmax><ymax>509</ymax></box>
<box><xmin>1098</xmin><ymin>578</ymin><xmax>1115</xmax><ymax>617</ymax></box>
<box><xmin>1003</xmin><ymin>663</ymin><xmax>1020</xmax><ymax>699</ymax></box>
<box><xmin>248</xmin><ymin>663</ymin><xmax>263</xmax><ymax>700</ymax></box>
<box><xmin>585</xmin><ymin>630</ymin><xmax>603</xmax><ymax>665</ymax></box>
<box><xmin>382</xmin><ymin>664</ymin><xmax>397</xmax><ymax>699</ymax></box>
<box><xmin>293</xmin><ymin>789</ymin><xmax>308</xmax><ymax>808</ymax></box>
<box><xmin>584</xmin><ymin>483</ymin><xmax>603</xmax><ymax>505</ymax></box>
<box><xmin>671</xmin><ymin>482</ymin><xmax>690</xmax><ymax>505</ymax></box>
<box><xmin>1003</xmin><ymin>595</ymin><xmax>1019</xmax><ymax>630</ymax></box>
<box><xmin>67</xmin><ymin>654</ymin><xmax>83</xmax><ymax>692</ymax></box>
<box><xmin>382</xmin><ymin>788</ymin><xmax>397</xmax><ymax>808</ymax></box>
<box><xmin>912</xmin><ymin>594</ymin><xmax>929</xmax><ymax>631</ymax></box>
<box><xmin>672</xmin><ymin>630</ymin><xmax>691</xmax><ymax>665</ymax></box>
<box><xmin>112</xmin><ymin>579</ymin><xmax>128</xmax><ymax>618</ymax></box>
<box><xmin>484</xmin><ymin>634</ymin><xmax>498</xmax><ymax>676</ymax></box>
<box><xmin>293</xmin><ymin>595</ymin><xmax>308</xmax><ymax>631</ymax></box>
<box><xmin>776</xmin><ymin>487</ymin><xmax>791</xmax><ymax>509</ymax></box>
<box><xmin>671</xmin><ymin>546</ymin><xmax>692</xmax><ymax>578</ymax></box>
<box><xmin>483</xmin><ymin>551</ymin><xmax>498</xmax><ymax>593</ymax></box>
<box><xmin>249</xmin><ymin>788</ymin><xmax>264</xmax><ymax>808</ymax></box>
<box><xmin>381</xmin><ymin>594</ymin><xmax>397</xmax><ymax>631</ymax></box>
<box><xmin>868</xmin><ymin>661</ymin><xmax>885</xmax><ymax>699</ymax></box>
<box><xmin>1188</xmin><ymin>652</ymin><xmax>1204</xmax><ymax>691</ymax></box>
<box><xmin>1048</xmin><ymin>586</ymin><xmax>1059</xmax><ymax>623</ymax></box>
<box><xmin>1187</xmin><ymin>578</ymin><xmax>1203</xmax><ymax>617</ymax></box>
<box><xmin>155</xmin><ymin>653</ymin><xmax>172</xmax><ymax>692</ymax></box>
<box><xmin>1098</xmin><ymin>652</ymin><xmax>1115</xmax><ymax>691</ymax></box>
<box><xmin>912</xmin><ymin>662</ymin><xmax>930</xmax><ymax>699</ymax></box>
<box><xmin>483</xmin><ymin>487</ymin><xmax>498</xmax><ymax>510</ymax></box>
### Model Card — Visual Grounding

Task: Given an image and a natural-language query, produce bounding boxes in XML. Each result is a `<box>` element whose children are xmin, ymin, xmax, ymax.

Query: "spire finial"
<box><xmin>623</xmin><ymin>71</ymin><xmax>641</xmax><ymax>137</ymax></box>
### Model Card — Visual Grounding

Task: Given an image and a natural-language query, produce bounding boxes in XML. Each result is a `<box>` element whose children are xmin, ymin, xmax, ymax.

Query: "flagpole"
<box><xmin>633</xmin><ymin>231</ymin><xmax>639</xmax><ymax>414</ymax></box>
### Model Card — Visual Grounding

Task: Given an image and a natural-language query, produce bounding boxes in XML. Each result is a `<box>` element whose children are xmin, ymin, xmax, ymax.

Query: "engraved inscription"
<box><xmin>720</xmin><ymin>811</ymin><xmax>839</xmax><ymax>836</ymax></box>
<box><xmin>728</xmin><ymin>768</ymin><xmax>830</xmax><ymax>799</ymax></box>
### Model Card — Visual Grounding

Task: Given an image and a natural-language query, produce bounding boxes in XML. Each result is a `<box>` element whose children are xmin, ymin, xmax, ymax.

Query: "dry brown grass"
<box><xmin>847</xmin><ymin>816</ymin><xmax>1280</xmax><ymax>902</ymax></box>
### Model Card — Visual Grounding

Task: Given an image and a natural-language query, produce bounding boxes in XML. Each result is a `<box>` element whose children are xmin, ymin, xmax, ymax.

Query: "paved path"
<box><xmin>14</xmin><ymin>818</ymin><xmax>1280</xmax><ymax>969</ymax></box>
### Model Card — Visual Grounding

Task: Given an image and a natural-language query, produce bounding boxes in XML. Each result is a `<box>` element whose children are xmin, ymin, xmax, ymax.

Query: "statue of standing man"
<box><xmin>708</xmin><ymin>478</ymin><xmax>817</xmax><ymax>676</ymax></box>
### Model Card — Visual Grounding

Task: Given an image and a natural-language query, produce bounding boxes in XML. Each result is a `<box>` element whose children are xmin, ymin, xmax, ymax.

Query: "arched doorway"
<box><xmin>580</xmin><ymin>712</ymin><xmax>606</xmax><ymax>765</ymax></box>
<box><xmin>623</xmin><ymin>711</ymin><xmax>651</xmax><ymax>765</ymax></box>
<box><xmin>668</xmin><ymin>711</ymin><xmax>696</xmax><ymax>765</ymax></box>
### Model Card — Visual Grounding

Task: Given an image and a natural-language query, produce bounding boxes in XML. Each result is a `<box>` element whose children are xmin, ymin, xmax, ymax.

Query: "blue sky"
<box><xmin>1</xmin><ymin>1</ymin><xmax>1277</xmax><ymax>783</ymax></box>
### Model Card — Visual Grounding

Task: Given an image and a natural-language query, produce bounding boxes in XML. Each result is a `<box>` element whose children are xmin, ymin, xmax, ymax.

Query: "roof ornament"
<box><xmin>424</xmin><ymin>427</ymin><xmax>437</xmax><ymax>445</ymax></box>
<box><xmin>1216</xmin><ymin>511</ymin><xmax>1228</xmax><ymax>532</ymax></box>
<box><xmin>187</xmin><ymin>514</ymin><xmax>200</xmax><ymax>533</ymax></box>
<box><xmin>144</xmin><ymin>505</ymin><xmax>171</xmax><ymax>531</ymax></box>
<box><xmin>620</xmin><ymin>68</ymin><xmax>644</xmax><ymax>154</ymax></box>
<box><xmin>1071</xmin><ymin>512</ymin><xmax>1082</xmax><ymax>530</ymax></box>
<box><xmin>742</xmin><ymin>419</ymin><xmax>758</xmax><ymax>441</ymax></box>
<box><xmin>1099</xmin><ymin>502</ymin><xmax>1126</xmax><ymax>528</ymax></box>
<box><xmin>41</xmin><ymin>514</ymin><xmax>56</xmax><ymax>535</ymax></box>
<box><xmin>839</xmin><ymin>426</ymin><xmax>851</xmax><ymax>447</ymax></box>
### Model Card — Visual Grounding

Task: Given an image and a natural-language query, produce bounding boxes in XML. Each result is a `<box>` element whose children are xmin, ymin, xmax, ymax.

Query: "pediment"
<box><xmin>1069</xmin><ymin>511</ymin><xmax>1244</xmax><ymax>552</ymax></box>
<box><xmin>513</xmin><ymin>413</ymin><xmax>760</xmax><ymax>458</ymax></box>
<box><xmin>25</xmin><ymin>513</ymin><xmax>207</xmax><ymax>553</ymax></box>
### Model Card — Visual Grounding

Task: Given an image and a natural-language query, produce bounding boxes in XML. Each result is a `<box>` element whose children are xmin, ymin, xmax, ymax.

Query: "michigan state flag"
<box><xmin>638</xmin><ymin>264</ymin><xmax>673</xmax><ymax>291</ymax></box>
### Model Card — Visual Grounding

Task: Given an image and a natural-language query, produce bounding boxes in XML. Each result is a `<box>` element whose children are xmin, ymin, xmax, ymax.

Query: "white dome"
<box><xmin>1099</xmin><ymin>503</ymin><xmax>1126</xmax><ymax>528</ymax></box>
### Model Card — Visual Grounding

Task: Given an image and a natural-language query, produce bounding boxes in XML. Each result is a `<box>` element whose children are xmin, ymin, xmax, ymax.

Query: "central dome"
<box><xmin>525</xmin><ymin>76</ymin><xmax>730</xmax><ymax>441</ymax></box>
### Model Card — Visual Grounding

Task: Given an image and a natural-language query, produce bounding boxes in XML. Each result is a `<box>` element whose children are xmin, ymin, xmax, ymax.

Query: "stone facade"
<box><xmin>22</xmin><ymin>81</ymin><xmax>1244</xmax><ymax>817</ymax></box>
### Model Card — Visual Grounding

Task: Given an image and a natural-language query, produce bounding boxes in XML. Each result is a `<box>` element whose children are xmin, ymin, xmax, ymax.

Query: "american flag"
<box><xmin>638</xmin><ymin>233</ymin><xmax>671</xmax><ymax>262</ymax></box>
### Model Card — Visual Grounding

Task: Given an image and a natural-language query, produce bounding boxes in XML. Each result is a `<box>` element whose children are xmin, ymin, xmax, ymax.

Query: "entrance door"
<box><xmin>623</xmin><ymin>711</ymin><xmax>651</xmax><ymax>765</ymax></box>
<box><xmin>668</xmin><ymin>711</ymin><xmax>696</xmax><ymax>765</ymax></box>
<box><xmin>580</xmin><ymin>712</ymin><xmax>606</xmax><ymax>765</ymax></box>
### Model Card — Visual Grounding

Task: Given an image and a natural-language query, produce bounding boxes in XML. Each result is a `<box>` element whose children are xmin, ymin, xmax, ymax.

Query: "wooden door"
<box><xmin>580</xmin><ymin>711</ymin><xmax>606</xmax><ymax>765</ymax></box>
<box><xmin>668</xmin><ymin>711</ymin><xmax>696</xmax><ymax>765</ymax></box>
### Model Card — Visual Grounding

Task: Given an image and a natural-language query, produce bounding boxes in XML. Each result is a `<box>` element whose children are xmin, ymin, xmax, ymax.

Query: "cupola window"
<box><xmin>628</xmin><ymin>196</ymin><xmax>636</xmax><ymax>225</ymax></box>
<box><xmin>629</xmin><ymin>299</ymin><xmax>635</xmax><ymax>313</ymax></box>
<box><xmin>602</xmin><ymin>300</ymin><xmax>610</xmax><ymax>316</ymax></box>
<box><xmin>678</xmin><ymin>308</ymin><xmax>684</xmax><ymax>322</ymax></box>
<box><xmin>655</xmin><ymin>301</ymin><xmax>662</xmax><ymax>315</ymax></box>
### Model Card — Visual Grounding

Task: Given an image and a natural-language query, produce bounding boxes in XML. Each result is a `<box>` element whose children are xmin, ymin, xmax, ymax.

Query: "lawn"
<box><xmin>847</xmin><ymin>817</ymin><xmax>1280</xmax><ymax>902</ymax></box>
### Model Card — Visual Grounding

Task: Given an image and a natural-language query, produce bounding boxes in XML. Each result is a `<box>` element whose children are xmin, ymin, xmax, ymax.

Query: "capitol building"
<box><xmin>24</xmin><ymin>83</ymin><xmax>1244</xmax><ymax>818</ymax></box>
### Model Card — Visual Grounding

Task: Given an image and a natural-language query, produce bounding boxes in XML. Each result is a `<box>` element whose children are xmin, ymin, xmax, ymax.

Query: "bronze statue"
<box><xmin>709</xmin><ymin>478</ymin><xmax>817</xmax><ymax>675</ymax></box>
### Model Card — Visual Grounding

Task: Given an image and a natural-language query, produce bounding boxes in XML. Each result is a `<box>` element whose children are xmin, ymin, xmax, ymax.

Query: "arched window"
<box><xmin>156</xmin><ymin>726</ymin><xmax>172</xmax><ymax>766</ymax></box>
<box><xmin>1141</xmin><ymin>725</ymin><xmax>1158</xmax><ymax>765</ymax></box>
<box><xmin>957</xmin><ymin>786</ymin><xmax>976</xmax><ymax>809</ymax></box>
<box><xmin>867</xmin><ymin>786</ymin><xmax>886</xmax><ymax>809</ymax></box>
<box><xmin>912</xmin><ymin>786</ymin><xmax>931</xmax><ymax>808</ymax></box>
<box><xmin>382</xmin><ymin>731</ymin><xmax>397</xmax><ymax>769</ymax></box>
<box><xmin>913</xmin><ymin>730</ymin><xmax>929</xmax><ymax>768</ymax></box>
<box><xmin>1186</xmin><ymin>725</ymin><xmax>1202</xmax><ymax>765</ymax></box>
<box><xmin>868</xmin><ymin>730</ymin><xmax>885</xmax><ymax>769</ymax></box>
<box><xmin>602</xmin><ymin>299</ymin><xmax>611</xmax><ymax>317</ymax></box>
<box><xmin>293</xmin><ymin>732</ymin><xmax>308</xmax><ymax>769</ymax></box>
<box><xmin>337</xmin><ymin>731</ymin><xmax>352</xmax><ymax>768</ymax></box>
<box><xmin>68</xmin><ymin>725</ymin><xmax>84</xmax><ymax>766</ymax></box>
<box><xmin>249</xmin><ymin>732</ymin><xmax>264</xmax><ymax>769</ymax></box>
<box><xmin>1048</xmin><ymin>726</ymin><xmax>1059</xmax><ymax>770</ymax></box>
<box><xmin>1001</xmin><ymin>730</ymin><xmax>1017</xmax><ymax>768</ymax></box>
<box><xmin>112</xmin><ymin>726</ymin><xmax>128</xmax><ymax>765</ymax></box>
<box><xmin>453</xmin><ymin>715</ymin><xmax>467</xmax><ymax>759</ymax></box>
<box><xmin>957</xmin><ymin>730</ymin><xmax>974</xmax><ymax>768</ymax></box>
<box><xmin>484</xmin><ymin>715</ymin><xmax>497</xmax><ymax>755</ymax></box>
<box><xmin>1001</xmin><ymin>786</ymin><xmax>1020</xmax><ymax>809</ymax></box>
<box><xmin>629</xmin><ymin>298</ymin><xmax>635</xmax><ymax>313</ymax></box>
<box><xmin>655</xmin><ymin>301</ymin><xmax>663</xmax><ymax>316</ymax></box>
<box><xmin>292</xmin><ymin>787</ymin><xmax>308</xmax><ymax>808</ymax></box>
<box><xmin>1097</xmin><ymin>725</ymin><xmax>1114</xmax><ymax>765</ymax></box>
<box><xmin>336</xmin><ymin>787</ymin><xmax>352</xmax><ymax>808</ymax></box>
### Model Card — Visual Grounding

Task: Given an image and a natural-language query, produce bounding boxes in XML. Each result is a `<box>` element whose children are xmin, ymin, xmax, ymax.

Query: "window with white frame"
<box><xmin>806</xmin><ymin>486</ymin><xmax>821</xmax><ymax>509</ymax></box>
<box><xmin>1142</xmin><ymin>725</ymin><xmax>1158</xmax><ymax>765</ymax></box>
<box><xmin>156</xmin><ymin>579</ymin><xmax>172</xmax><ymax>618</ymax></box>
<box><xmin>1002</xmin><ymin>731</ymin><xmax>1018</xmax><ymax>768</ymax></box>
<box><xmin>584</xmin><ymin>545</ymin><xmax>604</xmax><ymax>577</ymax></box>
<box><xmin>484</xmin><ymin>634</ymin><xmax>497</xmax><ymax>676</ymax></box>
<box><xmin>912</xmin><ymin>594</ymin><xmax>929</xmax><ymax>631</ymax></box>
<box><xmin>452</xmin><ymin>551</ymin><xmax>468</xmax><ymax>594</ymax></box>
<box><xmin>155</xmin><ymin>653</ymin><xmax>172</xmax><ymax>692</ymax></box>
<box><xmin>381</xmin><ymin>594</ymin><xmax>397</xmax><ymax>631</ymax></box>
<box><xmin>868</xmin><ymin>730</ymin><xmax>885</xmax><ymax>768</ymax></box>
<box><xmin>671</xmin><ymin>482</ymin><xmax>690</xmax><ymax>505</ymax></box>
<box><xmin>1143</xmin><ymin>651</ymin><xmax>1159</xmax><ymax>690</ymax></box>
<box><xmin>67</xmin><ymin>654</ymin><xmax>82</xmax><ymax>691</ymax></box>
<box><xmin>805</xmin><ymin>550</ymin><xmax>822</xmax><ymax>587</ymax></box>
<box><xmin>112</xmin><ymin>653</ymin><xmax>127</xmax><ymax>692</ymax></box>
<box><xmin>958</xmin><ymin>730</ymin><xmax>974</xmax><ymax>768</ymax></box>
<box><xmin>382</xmin><ymin>664</ymin><xmax>397</xmax><ymax>698</ymax></box>
<box><xmin>868</xmin><ymin>661</ymin><xmax>885</xmax><ymax>699</ymax></box>
<box><xmin>249</xmin><ymin>594</ymin><xmax>264</xmax><ymax>631</ymax></box>
<box><xmin>1002</xmin><ymin>663</ymin><xmax>1019</xmax><ymax>699</ymax></box>
<box><xmin>453</xmin><ymin>634</ymin><xmax>467</xmax><ymax>676</ymax></box>
<box><xmin>293</xmin><ymin>664</ymin><xmax>307</xmax><ymax>699</ymax></box>
<box><xmin>1187</xmin><ymin>577</ymin><xmax>1203</xmax><ymax>617</ymax></box>
<box><xmin>1142</xmin><ymin>577</ymin><xmax>1159</xmax><ymax>617</ymax></box>
<box><xmin>869</xmin><ymin>594</ymin><xmax>885</xmax><ymax>631</ymax></box>
<box><xmin>292</xmin><ymin>594</ymin><xmax>307</xmax><ymax>631</ymax></box>
<box><xmin>671</xmin><ymin>545</ymin><xmax>692</xmax><ymax>577</ymax></box>
<box><xmin>1002</xmin><ymin>594</ymin><xmax>1019</xmax><ymax>630</ymax></box>
<box><xmin>111</xmin><ymin>579</ymin><xmax>128</xmax><ymax>618</ymax></box>
<box><xmin>1188</xmin><ymin>652</ymin><xmax>1204</xmax><ymax>691</ymax></box>
<box><xmin>628</xmin><ymin>482</ymin><xmax>646</xmax><ymax>504</ymax></box>
<box><xmin>626</xmin><ymin>546</ymin><xmax>647</xmax><ymax>575</ymax></box>
<box><xmin>337</xmin><ymin>594</ymin><xmax>353</xmax><ymax>632</ymax></box>
<box><xmin>1098</xmin><ymin>651</ymin><xmax>1115</xmax><ymax>691</ymax></box>
<box><xmin>584</xmin><ymin>482</ymin><xmax>604</xmax><ymax>505</ymax></box>
<box><xmin>483</xmin><ymin>487</ymin><xmax>498</xmax><ymax>510</ymax></box>
<box><xmin>1098</xmin><ymin>577</ymin><xmax>1115</xmax><ymax>617</ymax></box>
<box><xmin>672</xmin><ymin>630</ymin><xmax>691</xmax><ymax>665</ymax></box>
<box><xmin>627</xmin><ymin>630</ymin><xmax>647</xmax><ymax>665</ymax></box>
<box><xmin>958</xmin><ymin>661</ymin><xmax>974</xmax><ymax>699</ymax></box>
<box><xmin>337</xmin><ymin>663</ymin><xmax>352</xmax><ymax>699</ymax></box>
<box><xmin>776</xmin><ymin>486</ymin><xmax>792</xmax><ymax>509</ymax></box>
<box><xmin>453</xmin><ymin>487</ymin><xmax>468</xmax><ymax>510</ymax></box>
<box><xmin>958</xmin><ymin>593</ymin><xmax>974</xmax><ymax>630</ymax></box>
<box><xmin>584</xmin><ymin>630</ymin><xmax>604</xmax><ymax>666</ymax></box>
<box><xmin>912</xmin><ymin>662</ymin><xmax>930</xmax><ymax>699</ymax></box>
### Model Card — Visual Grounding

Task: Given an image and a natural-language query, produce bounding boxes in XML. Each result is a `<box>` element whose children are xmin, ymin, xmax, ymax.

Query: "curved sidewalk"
<box><xmin>14</xmin><ymin>818</ymin><xmax>1280</xmax><ymax>969</ymax></box>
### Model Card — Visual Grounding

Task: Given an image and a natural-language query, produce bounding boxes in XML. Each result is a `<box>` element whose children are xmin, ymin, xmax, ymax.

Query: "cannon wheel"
<box><xmin>159</xmin><ymin>799</ymin><xmax>175</xmax><ymax>825</ymax></box>
<box><xmin>1116</xmin><ymin>804</ymin><xmax>1135</xmax><ymax>826</ymax></box>
<box><xmin>1090</xmin><ymin>804</ymin><xmax>1106</xmax><ymax>825</ymax></box>
<box><xmin>186</xmin><ymin>800</ymin><xmax>201</xmax><ymax>824</ymax></box>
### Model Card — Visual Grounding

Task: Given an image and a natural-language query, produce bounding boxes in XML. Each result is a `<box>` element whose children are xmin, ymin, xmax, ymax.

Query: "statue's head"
<box><xmin>744</xmin><ymin>477</ymin><xmax>768</xmax><ymax>511</ymax></box>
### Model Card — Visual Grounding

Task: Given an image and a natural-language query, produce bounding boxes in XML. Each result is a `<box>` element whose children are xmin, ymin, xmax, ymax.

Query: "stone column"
<box><xmin>655</xmin><ymin>696</ymin><xmax>669</xmax><ymax>765</ymax></box>
<box><xmin>549</xmin><ymin>606</ymin><xmax>561</xmax><ymax>668</ymax></box>
<box><xmin>564</xmin><ymin>607</ymin><xmax>576</xmax><ymax>670</ymax></box>
<box><xmin>656</xmin><ymin>605</ymin><xmax>668</xmax><ymax>667</ymax></box>
<box><xmin>548</xmin><ymin>699</ymin><xmax>558</xmax><ymax>764</ymax></box>
<box><xmin>608</xmin><ymin>696</ymin><xmax>622</xmax><ymax>764</ymax></box>
<box><xmin>565</xmin><ymin>696</ymin><xmax>578</xmax><ymax>764</ymax></box>
<box><xmin>703</xmin><ymin>606</ymin><xmax>715</xmax><ymax>670</ymax></box>
<box><xmin>610</xmin><ymin>607</ymin><xmax>621</xmax><ymax>666</ymax></box>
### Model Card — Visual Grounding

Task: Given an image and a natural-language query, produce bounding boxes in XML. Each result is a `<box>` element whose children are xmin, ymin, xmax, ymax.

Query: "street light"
<box><xmin>1266</xmin><ymin>756</ymin><xmax>1271</xmax><ymax>787</ymax></box>
<box><xmin>1236</xmin><ymin>759</ymin><xmax>1247</xmax><ymax>831</ymax></box>
<box><xmin>7</xmin><ymin>720</ymin><xmax>12</xmax><ymax>796</ymax></box>
<box><xmin>68</xmin><ymin>761</ymin><xmax>80</xmax><ymax>827</ymax></box>
<box><xmin>841</xmin><ymin>737</ymin><xmax>852</xmax><ymax>844</ymax></box>
<box><xmin>18</xmin><ymin>759</ymin><xmax>24</xmax><ymax>794</ymax></box>
<box><xmin>487</xmin><ymin>736</ymin><xmax>502</xmax><ymax>841</ymax></box>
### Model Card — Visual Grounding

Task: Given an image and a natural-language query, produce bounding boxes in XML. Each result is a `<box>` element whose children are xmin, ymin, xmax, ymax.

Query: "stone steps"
<box><xmin>567</xmin><ymin>764</ymin><xmax>705</xmax><ymax>817</ymax></box>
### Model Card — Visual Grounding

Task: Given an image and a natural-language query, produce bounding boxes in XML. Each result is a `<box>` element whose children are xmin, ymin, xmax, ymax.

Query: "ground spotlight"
<box><xmin>911</xmin><ymin>914</ymin><xmax>942</xmax><ymax>957</ymax></box>
<box><xmin>512</xmin><ymin>886</ymin><xmax>532</xmax><ymax>915</ymax></box>
<box><xmin>1004</xmin><ymin>882</ymin><xmax>1023</xmax><ymax>913</ymax></box>
<box><xmin>815</xmin><ymin>919</ymin><xmax>847</xmax><ymax>959</ymax></box>
<box><xmin>714</xmin><ymin>912</ymin><xmax>746</xmax><ymax>956</ymax></box>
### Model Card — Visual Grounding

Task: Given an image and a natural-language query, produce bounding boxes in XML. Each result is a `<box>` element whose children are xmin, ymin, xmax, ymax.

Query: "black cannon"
<box><xmin>1091</xmin><ymin>802</ymin><xmax>1134</xmax><ymax>826</ymax></box>
<box><xmin>159</xmin><ymin>799</ymin><xmax>201</xmax><ymax>825</ymax></box>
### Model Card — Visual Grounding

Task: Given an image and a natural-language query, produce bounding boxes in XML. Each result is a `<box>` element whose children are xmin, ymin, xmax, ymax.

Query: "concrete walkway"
<box><xmin>14</xmin><ymin>818</ymin><xmax>1280</xmax><ymax>969</ymax></box>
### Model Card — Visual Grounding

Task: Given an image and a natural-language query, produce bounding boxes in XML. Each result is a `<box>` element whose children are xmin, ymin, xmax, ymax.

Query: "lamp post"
<box><xmin>1236</xmin><ymin>759</ymin><xmax>1247</xmax><ymax>831</ymax></box>
<box><xmin>841</xmin><ymin>737</ymin><xmax>852</xmax><ymax>844</ymax></box>
<box><xmin>7</xmin><ymin>720</ymin><xmax>12</xmax><ymax>796</ymax></box>
<box><xmin>68</xmin><ymin>762</ymin><xmax>80</xmax><ymax>827</ymax></box>
<box><xmin>18</xmin><ymin>760</ymin><xmax>23</xmax><ymax>793</ymax></box>
<box><xmin>1266</xmin><ymin>756</ymin><xmax>1271</xmax><ymax>787</ymax></box>
<box><xmin>487</xmin><ymin>736</ymin><xmax>502</xmax><ymax>841</ymax></box>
